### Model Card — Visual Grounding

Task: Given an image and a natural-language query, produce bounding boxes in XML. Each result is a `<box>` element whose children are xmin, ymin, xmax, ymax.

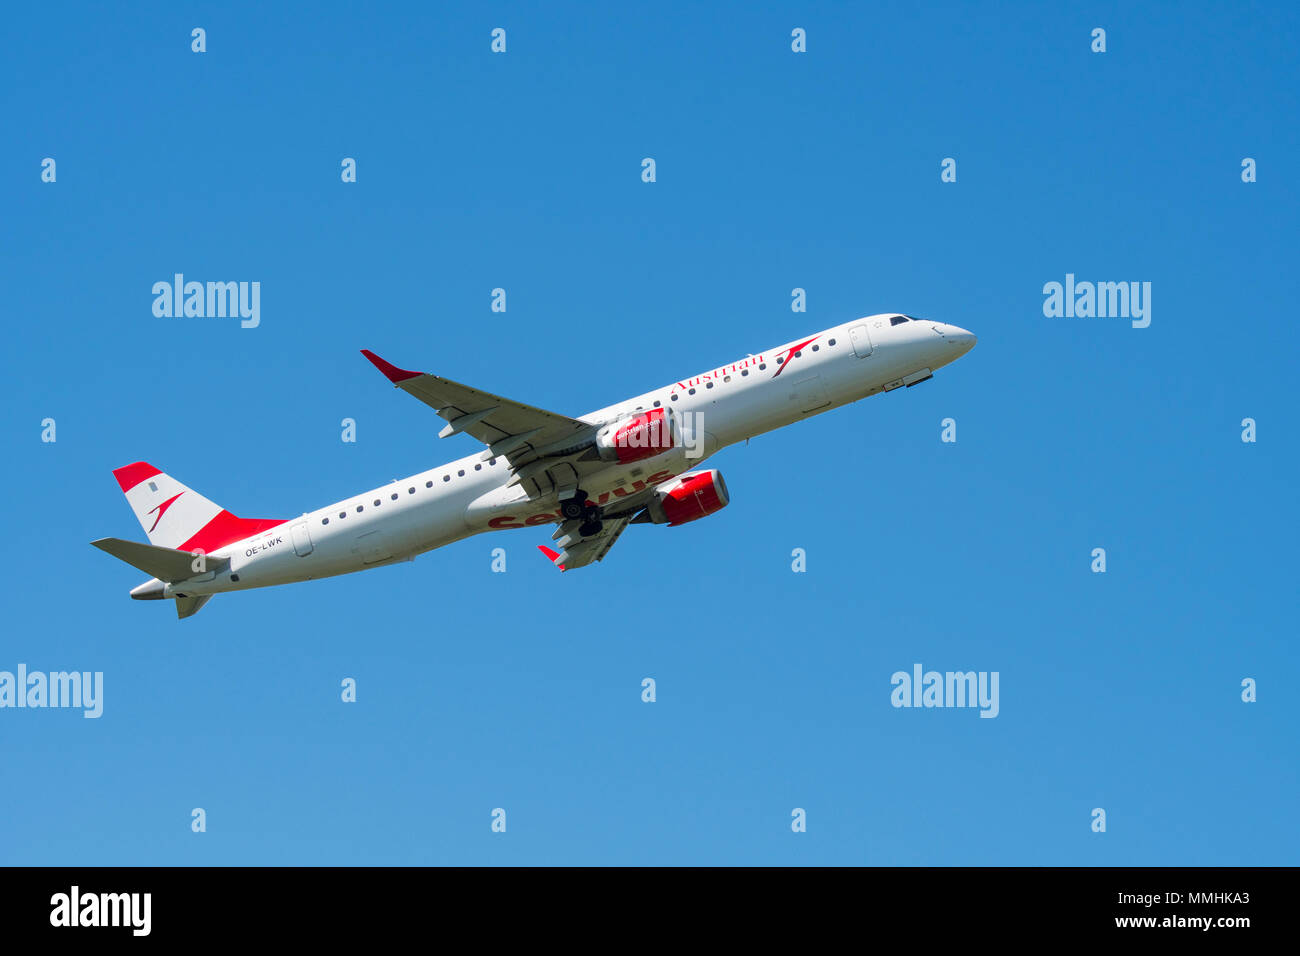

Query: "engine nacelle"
<box><xmin>595</xmin><ymin>407</ymin><xmax>675</xmax><ymax>464</ymax></box>
<box><xmin>644</xmin><ymin>469</ymin><xmax>730</xmax><ymax>526</ymax></box>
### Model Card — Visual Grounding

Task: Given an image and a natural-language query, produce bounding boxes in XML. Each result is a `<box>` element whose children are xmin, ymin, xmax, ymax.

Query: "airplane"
<box><xmin>93</xmin><ymin>313</ymin><xmax>976</xmax><ymax>618</ymax></box>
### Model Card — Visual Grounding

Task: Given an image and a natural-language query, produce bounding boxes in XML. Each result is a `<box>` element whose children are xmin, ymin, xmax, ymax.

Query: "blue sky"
<box><xmin>1</xmin><ymin>0</ymin><xmax>1296</xmax><ymax>865</ymax></box>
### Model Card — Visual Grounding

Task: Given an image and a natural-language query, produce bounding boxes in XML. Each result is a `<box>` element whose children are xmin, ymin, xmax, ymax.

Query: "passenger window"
<box><xmin>706</xmin><ymin>382</ymin><xmax>713</xmax><ymax>389</ymax></box>
<box><xmin>443</xmin><ymin>475</ymin><xmax>450</xmax><ymax>482</ymax></box>
<box><xmin>408</xmin><ymin>487</ymin><xmax>415</xmax><ymax>494</ymax></box>
<box><xmin>374</xmin><ymin>499</ymin><xmax>381</xmax><ymax>506</ymax></box>
<box><xmin>391</xmin><ymin>493</ymin><xmax>398</xmax><ymax>500</ymax></box>
<box><xmin>474</xmin><ymin>464</ymin><xmax>482</xmax><ymax>471</ymax></box>
<box><xmin>322</xmin><ymin>518</ymin><xmax>329</xmax><ymax>525</ymax></box>
<box><xmin>741</xmin><ymin>369</ymin><xmax>749</xmax><ymax>376</ymax></box>
<box><xmin>828</xmin><ymin>339</ymin><xmax>836</xmax><ymax>346</ymax></box>
<box><xmin>457</xmin><ymin>470</ymin><xmax>465</xmax><ymax>477</ymax></box>
<box><xmin>759</xmin><ymin>363</ymin><xmax>767</xmax><ymax>370</ymax></box>
<box><xmin>426</xmin><ymin>480</ymin><xmax>433</xmax><ymax>487</ymax></box>
<box><xmin>688</xmin><ymin>388</ymin><xmax>696</xmax><ymax>395</ymax></box>
<box><xmin>356</xmin><ymin>505</ymin><xmax>363</xmax><ymax>513</ymax></box>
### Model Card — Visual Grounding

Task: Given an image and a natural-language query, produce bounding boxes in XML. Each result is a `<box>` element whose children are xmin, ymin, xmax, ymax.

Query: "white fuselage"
<box><xmin>165</xmin><ymin>314</ymin><xmax>975</xmax><ymax>596</ymax></box>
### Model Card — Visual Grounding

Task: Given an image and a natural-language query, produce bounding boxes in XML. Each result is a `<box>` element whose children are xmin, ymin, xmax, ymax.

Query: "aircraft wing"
<box><xmin>362</xmin><ymin>350</ymin><xmax>602</xmax><ymax>499</ymax></box>
<box><xmin>538</xmin><ymin>514</ymin><xmax>633</xmax><ymax>571</ymax></box>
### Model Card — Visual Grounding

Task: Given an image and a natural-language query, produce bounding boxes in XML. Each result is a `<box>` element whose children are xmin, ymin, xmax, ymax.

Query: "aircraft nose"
<box><xmin>945</xmin><ymin>325</ymin><xmax>977</xmax><ymax>353</ymax></box>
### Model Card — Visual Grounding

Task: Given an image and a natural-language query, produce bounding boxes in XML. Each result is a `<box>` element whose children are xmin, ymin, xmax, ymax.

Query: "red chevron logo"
<box><xmin>146</xmin><ymin>492</ymin><xmax>184</xmax><ymax>534</ymax></box>
<box><xmin>772</xmin><ymin>335</ymin><xmax>820</xmax><ymax>378</ymax></box>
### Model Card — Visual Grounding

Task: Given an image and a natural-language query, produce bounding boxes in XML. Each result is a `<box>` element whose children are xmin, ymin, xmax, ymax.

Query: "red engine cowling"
<box><xmin>645</xmin><ymin>470</ymin><xmax>730</xmax><ymax>526</ymax></box>
<box><xmin>596</xmin><ymin>407</ymin><xmax>675</xmax><ymax>464</ymax></box>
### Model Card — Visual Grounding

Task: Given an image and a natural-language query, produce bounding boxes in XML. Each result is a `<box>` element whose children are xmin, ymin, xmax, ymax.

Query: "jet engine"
<box><xmin>641</xmin><ymin>469</ymin><xmax>730</xmax><ymax>526</ymax></box>
<box><xmin>595</xmin><ymin>407</ymin><xmax>675</xmax><ymax>464</ymax></box>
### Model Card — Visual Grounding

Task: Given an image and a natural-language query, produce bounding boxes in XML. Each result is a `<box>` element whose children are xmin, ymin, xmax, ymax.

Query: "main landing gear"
<box><xmin>559</xmin><ymin>489</ymin><xmax>604</xmax><ymax>537</ymax></box>
<box><xmin>559</xmin><ymin>489</ymin><xmax>587</xmax><ymax>521</ymax></box>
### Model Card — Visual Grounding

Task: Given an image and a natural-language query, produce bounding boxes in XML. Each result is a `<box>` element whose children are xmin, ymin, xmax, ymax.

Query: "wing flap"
<box><xmin>537</xmin><ymin>515</ymin><xmax>633</xmax><ymax>571</ymax></box>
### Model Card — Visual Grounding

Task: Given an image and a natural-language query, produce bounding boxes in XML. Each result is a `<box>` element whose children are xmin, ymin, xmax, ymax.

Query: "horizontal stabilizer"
<box><xmin>91</xmin><ymin>537</ymin><xmax>229</xmax><ymax>583</ymax></box>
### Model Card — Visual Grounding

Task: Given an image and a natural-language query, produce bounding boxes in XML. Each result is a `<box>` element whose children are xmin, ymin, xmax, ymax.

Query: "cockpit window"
<box><xmin>890</xmin><ymin>315</ymin><xmax>909</xmax><ymax>326</ymax></box>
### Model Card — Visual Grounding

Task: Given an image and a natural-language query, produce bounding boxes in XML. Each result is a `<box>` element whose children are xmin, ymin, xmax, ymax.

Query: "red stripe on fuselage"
<box><xmin>178</xmin><ymin>512</ymin><xmax>286</xmax><ymax>554</ymax></box>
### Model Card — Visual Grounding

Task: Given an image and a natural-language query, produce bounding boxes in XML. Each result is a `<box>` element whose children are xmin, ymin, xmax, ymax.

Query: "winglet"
<box><xmin>360</xmin><ymin>349</ymin><xmax>422</xmax><ymax>383</ymax></box>
<box><xmin>537</xmin><ymin>545</ymin><xmax>566</xmax><ymax>571</ymax></box>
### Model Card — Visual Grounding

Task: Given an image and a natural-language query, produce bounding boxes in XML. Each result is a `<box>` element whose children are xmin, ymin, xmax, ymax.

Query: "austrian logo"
<box><xmin>145</xmin><ymin>491</ymin><xmax>184</xmax><ymax>533</ymax></box>
<box><xmin>772</xmin><ymin>335</ymin><xmax>820</xmax><ymax>378</ymax></box>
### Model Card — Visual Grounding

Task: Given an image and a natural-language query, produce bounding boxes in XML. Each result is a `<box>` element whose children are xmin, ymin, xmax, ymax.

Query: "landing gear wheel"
<box><xmin>559</xmin><ymin>490</ymin><xmax>588</xmax><ymax>521</ymax></box>
<box><xmin>577</xmin><ymin>503</ymin><xmax>603</xmax><ymax>537</ymax></box>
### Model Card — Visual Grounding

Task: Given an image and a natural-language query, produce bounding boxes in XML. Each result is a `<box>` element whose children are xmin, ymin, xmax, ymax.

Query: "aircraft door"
<box><xmin>290</xmin><ymin>521</ymin><xmax>314</xmax><ymax>557</ymax></box>
<box><xmin>850</xmin><ymin>324</ymin><xmax>873</xmax><ymax>358</ymax></box>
